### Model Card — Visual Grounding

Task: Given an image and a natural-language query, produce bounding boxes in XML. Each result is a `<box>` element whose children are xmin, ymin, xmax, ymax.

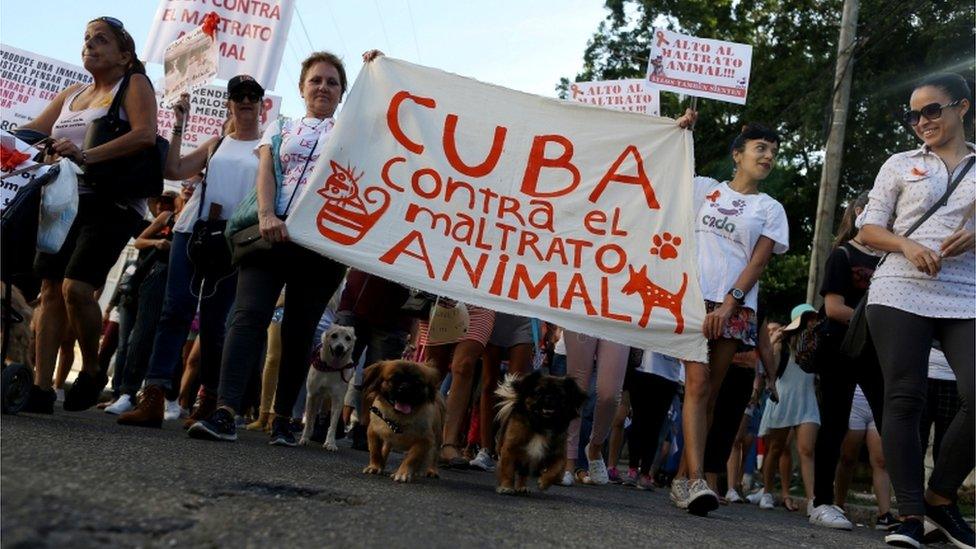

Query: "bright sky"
<box><xmin>0</xmin><ymin>0</ymin><xmax>610</xmax><ymax>118</ymax></box>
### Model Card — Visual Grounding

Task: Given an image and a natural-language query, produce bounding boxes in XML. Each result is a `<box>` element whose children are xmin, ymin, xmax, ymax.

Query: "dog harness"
<box><xmin>310</xmin><ymin>343</ymin><xmax>355</xmax><ymax>383</ymax></box>
<box><xmin>369</xmin><ymin>405</ymin><xmax>404</xmax><ymax>434</ymax></box>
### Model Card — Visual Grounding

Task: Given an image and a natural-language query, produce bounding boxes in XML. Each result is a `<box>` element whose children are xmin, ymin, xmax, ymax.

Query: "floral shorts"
<box><xmin>704</xmin><ymin>300</ymin><xmax>758</xmax><ymax>350</ymax></box>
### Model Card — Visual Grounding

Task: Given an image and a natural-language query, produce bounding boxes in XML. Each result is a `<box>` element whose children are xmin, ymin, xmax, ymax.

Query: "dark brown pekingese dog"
<box><xmin>361</xmin><ymin>360</ymin><xmax>444</xmax><ymax>482</ymax></box>
<box><xmin>494</xmin><ymin>371</ymin><xmax>587</xmax><ymax>495</ymax></box>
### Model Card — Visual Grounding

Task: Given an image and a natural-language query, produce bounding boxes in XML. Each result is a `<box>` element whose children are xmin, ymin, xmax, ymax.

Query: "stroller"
<box><xmin>1</xmin><ymin>128</ymin><xmax>59</xmax><ymax>414</ymax></box>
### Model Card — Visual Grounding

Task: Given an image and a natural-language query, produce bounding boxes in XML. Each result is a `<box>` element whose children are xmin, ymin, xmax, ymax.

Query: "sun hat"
<box><xmin>783</xmin><ymin>303</ymin><xmax>817</xmax><ymax>332</ymax></box>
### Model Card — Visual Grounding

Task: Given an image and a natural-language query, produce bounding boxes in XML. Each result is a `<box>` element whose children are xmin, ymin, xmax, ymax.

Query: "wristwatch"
<box><xmin>728</xmin><ymin>287</ymin><xmax>745</xmax><ymax>304</ymax></box>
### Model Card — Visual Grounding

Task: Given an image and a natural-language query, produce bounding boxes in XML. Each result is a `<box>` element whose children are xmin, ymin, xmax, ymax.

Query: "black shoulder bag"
<box><xmin>82</xmin><ymin>72</ymin><xmax>169</xmax><ymax>199</ymax></box>
<box><xmin>794</xmin><ymin>246</ymin><xmax>851</xmax><ymax>374</ymax></box>
<box><xmin>187</xmin><ymin>137</ymin><xmax>233</xmax><ymax>278</ymax></box>
<box><xmin>841</xmin><ymin>157</ymin><xmax>974</xmax><ymax>357</ymax></box>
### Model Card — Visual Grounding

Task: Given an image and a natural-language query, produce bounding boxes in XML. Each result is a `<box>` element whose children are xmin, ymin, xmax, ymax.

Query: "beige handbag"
<box><xmin>426</xmin><ymin>298</ymin><xmax>469</xmax><ymax>346</ymax></box>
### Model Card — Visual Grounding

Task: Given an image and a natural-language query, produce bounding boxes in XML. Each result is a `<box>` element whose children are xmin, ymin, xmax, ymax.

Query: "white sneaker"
<box><xmin>585</xmin><ymin>458</ymin><xmax>609</xmax><ymax>485</ymax></box>
<box><xmin>469</xmin><ymin>448</ymin><xmax>495</xmax><ymax>472</ymax></box>
<box><xmin>164</xmin><ymin>399</ymin><xmax>185</xmax><ymax>421</ymax></box>
<box><xmin>746</xmin><ymin>489</ymin><xmax>765</xmax><ymax>505</ymax></box>
<box><xmin>670</xmin><ymin>478</ymin><xmax>690</xmax><ymax>509</ymax></box>
<box><xmin>759</xmin><ymin>492</ymin><xmax>776</xmax><ymax>510</ymax></box>
<box><xmin>559</xmin><ymin>471</ymin><xmax>574</xmax><ymax>487</ymax></box>
<box><xmin>104</xmin><ymin>394</ymin><xmax>134</xmax><ymax>415</ymax></box>
<box><xmin>687</xmin><ymin>479</ymin><xmax>720</xmax><ymax>515</ymax></box>
<box><xmin>726</xmin><ymin>488</ymin><xmax>744</xmax><ymax>503</ymax></box>
<box><xmin>55</xmin><ymin>388</ymin><xmax>65</xmax><ymax>403</ymax></box>
<box><xmin>809</xmin><ymin>504</ymin><xmax>853</xmax><ymax>530</ymax></box>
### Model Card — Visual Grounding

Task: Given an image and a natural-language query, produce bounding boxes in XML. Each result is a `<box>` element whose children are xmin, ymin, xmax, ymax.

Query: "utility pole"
<box><xmin>806</xmin><ymin>0</ymin><xmax>860</xmax><ymax>305</ymax></box>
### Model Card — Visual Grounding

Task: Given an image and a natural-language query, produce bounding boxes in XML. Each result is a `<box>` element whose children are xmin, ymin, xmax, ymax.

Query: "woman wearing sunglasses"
<box><xmin>118</xmin><ymin>76</ymin><xmax>266</xmax><ymax>427</ymax></box>
<box><xmin>20</xmin><ymin>17</ymin><xmax>157</xmax><ymax>413</ymax></box>
<box><xmin>859</xmin><ymin>73</ymin><xmax>974</xmax><ymax>549</ymax></box>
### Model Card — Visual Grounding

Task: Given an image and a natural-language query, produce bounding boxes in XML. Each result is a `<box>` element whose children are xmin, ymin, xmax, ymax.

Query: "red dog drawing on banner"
<box><xmin>621</xmin><ymin>265</ymin><xmax>688</xmax><ymax>333</ymax></box>
<box><xmin>316</xmin><ymin>160</ymin><xmax>391</xmax><ymax>245</ymax></box>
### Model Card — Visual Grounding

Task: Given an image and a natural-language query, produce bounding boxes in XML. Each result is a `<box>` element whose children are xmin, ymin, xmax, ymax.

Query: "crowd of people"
<box><xmin>4</xmin><ymin>16</ymin><xmax>974</xmax><ymax>549</ymax></box>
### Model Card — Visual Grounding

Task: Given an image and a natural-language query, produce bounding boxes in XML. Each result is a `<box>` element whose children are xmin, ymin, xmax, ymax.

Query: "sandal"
<box><xmin>439</xmin><ymin>444</ymin><xmax>469</xmax><ymax>469</ymax></box>
<box><xmin>783</xmin><ymin>497</ymin><xmax>799</xmax><ymax>512</ymax></box>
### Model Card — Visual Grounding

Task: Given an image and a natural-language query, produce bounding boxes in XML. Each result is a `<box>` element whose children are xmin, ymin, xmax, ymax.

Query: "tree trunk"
<box><xmin>806</xmin><ymin>0</ymin><xmax>860</xmax><ymax>306</ymax></box>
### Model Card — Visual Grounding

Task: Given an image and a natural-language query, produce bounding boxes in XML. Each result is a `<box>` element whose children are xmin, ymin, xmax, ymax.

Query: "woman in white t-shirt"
<box><xmin>117</xmin><ymin>75</ymin><xmax>266</xmax><ymax>427</ymax></box>
<box><xmin>670</xmin><ymin>114</ymin><xmax>790</xmax><ymax>516</ymax></box>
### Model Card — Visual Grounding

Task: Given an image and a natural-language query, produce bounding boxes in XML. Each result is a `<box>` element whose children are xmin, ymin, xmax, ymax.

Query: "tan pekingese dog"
<box><xmin>361</xmin><ymin>360</ymin><xmax>444</xmax><ymax>483</ymax></box>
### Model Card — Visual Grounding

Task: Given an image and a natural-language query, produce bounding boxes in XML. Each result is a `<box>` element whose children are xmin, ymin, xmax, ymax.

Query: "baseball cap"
<box><xmin>227</xmin><ymin>74</ymin><xmax>264</xmax><ymax>97</ymax></box>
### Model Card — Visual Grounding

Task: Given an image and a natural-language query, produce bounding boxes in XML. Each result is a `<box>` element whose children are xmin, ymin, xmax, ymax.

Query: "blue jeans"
<box><xmin>575</xmin><ymin>375</ymin><xmax>597</xmax><ymax>470</ymax></box>
<box><xmin>144</xmin><ymin>231</ymin><xmax>237</xmax><ymax>393</ymax></box>
<box><xmin>111</xmin><ymin>297</ymin><xmax>137</xmax><ymax>395</ymax></box>
<box><xmin>548</xmin><ymin>353</ymin><xmax>567</xmax><ymax>377</ymax></box>
<box><xmin>120</xmin><ymin>261</ymin><xmax>169</xmax><ymax>396</ymax></box>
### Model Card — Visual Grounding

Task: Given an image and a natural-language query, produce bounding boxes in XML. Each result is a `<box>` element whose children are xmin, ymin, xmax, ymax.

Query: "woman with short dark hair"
<box><xmin>669</xmin><ymin>114</ymin><xmax>789</xmax><ymax>516</ymax></box>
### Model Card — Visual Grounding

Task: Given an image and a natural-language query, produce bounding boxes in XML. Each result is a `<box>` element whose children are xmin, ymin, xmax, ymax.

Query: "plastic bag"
<box><xmin>36</xmin><ymin>158</ymin><xmax>80</xmax><ymax>254</ymax></box>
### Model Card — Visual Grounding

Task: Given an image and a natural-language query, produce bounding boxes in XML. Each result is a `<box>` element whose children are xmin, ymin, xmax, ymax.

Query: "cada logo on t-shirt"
<box><xmin>700</xmin><ymin>188</ymin><xmax>748</xmax><ymax>237</ymax></box>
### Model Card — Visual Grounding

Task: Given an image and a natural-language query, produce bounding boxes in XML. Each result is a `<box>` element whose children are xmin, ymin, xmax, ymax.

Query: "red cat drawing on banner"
<box><xmin>316</xmin><ymin>160</ymin><xmax>391</xmax><ymax>245</ymax></box>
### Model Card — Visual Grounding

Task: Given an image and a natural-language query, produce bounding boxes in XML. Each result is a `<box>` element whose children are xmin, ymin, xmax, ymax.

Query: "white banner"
<box><xmin>569</xmin><ymin>79</ymin><xmax>660</xmax><ymax>116</ymax></box>
<box><xmin>0</xmin><ymin>44</ymin><xmax>92</xmax><ymax>131</ymax></box>
<box><xmin>287</xmin><ymin>58</ymin><xmax>708</xmax><ymax>361</ymax></box>
<box><xmin>144</xmin><ymin>0</ymin><xmax>295</xmax><ymax>90</ymax></box>
<box><xmin>163</xmin><ymin>26</ymin><xmax>219</xmax><ymax>107</ymax></box>
<box><xmin>646</xmin><ymin>28</ymin><xmax>752</xmax><ymax>105</ymax></box>
<box><xmin>155</xmin><ymin>84</ymin><xmax>282</xmax><ymax>156</ymax></box>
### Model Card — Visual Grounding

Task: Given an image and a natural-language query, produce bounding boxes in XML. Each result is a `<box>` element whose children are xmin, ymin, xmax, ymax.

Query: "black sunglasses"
<box><xmin>903</xmin><ymin>100</ymin><xmax>962</xmax><ymax>126</ymax></box>
<box><xmin>230</xmin><ymin>91</ymin><xmax>263</xmax><ymax>103</ymax></box>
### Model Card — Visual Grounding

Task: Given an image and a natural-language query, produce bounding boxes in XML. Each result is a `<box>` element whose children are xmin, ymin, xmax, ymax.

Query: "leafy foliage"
<box><xmin>563</xmin><ymin>0</ymin><xmax>975</xmax><ymax>320</ymax></box>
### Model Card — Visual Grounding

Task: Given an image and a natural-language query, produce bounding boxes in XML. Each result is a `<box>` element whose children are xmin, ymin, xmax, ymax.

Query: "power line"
<box><xmin>405</xmin><ymin>0</ymin><xmax>423</xmax><ymax>62</ymax></box>
<box><xmin>373</xmin><ymin>0</ymin><xmax>394</xmax><ymax>53</ymax></box>
<box><xmin>322</xmin><ymin>1</ymin><xmax>352</xmax><ymax>61</ymax></box>
<box><xmin>293</xmin><ymin>3</ymin><xmax>317</xmax><ymax>52</ymax></box>
<box><xmin>286</xmin><ymin>34</ymin><xmax>307</xmax><ymax>65</ymax></box>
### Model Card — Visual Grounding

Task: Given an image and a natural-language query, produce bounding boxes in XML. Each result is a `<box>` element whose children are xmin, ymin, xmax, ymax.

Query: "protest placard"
<box><xmin>287</xmin><ymin>57</ymin><xmax>708</xmax><ymax>361</ymax></box>
<box><xmin>0</xmin><ymin>44</ymin><xmax>92</xmax><ymax>131</ymax></box>
<box><xmin>144</xmin><ymin>0</ymin><xmax>294</xmax><ymax>89</ymax></box>
<box><xmin>646</xmin><ymin>28</ymin><xmax>752</xmax><ymax>105</ymax></box>
<box><xmin>155</xmin><ymin>84</ymin><xmax>281</xmax><ymax>156</ymax></box>
<box><xmin>163</xmin><ymin>25</ymin><xmax>219</xmax><ymax>107</ymax></box>
<box><xmin>569</xmin><ymin>79</ymin><xmax>660</xmax><ymax>116</ymax></box>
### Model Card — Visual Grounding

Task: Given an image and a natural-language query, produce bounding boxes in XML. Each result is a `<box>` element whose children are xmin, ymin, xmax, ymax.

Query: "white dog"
<box><xmin>300</xmin><ymin>324</ymin><xmax>357</xmax><ymax>451</ymax></box>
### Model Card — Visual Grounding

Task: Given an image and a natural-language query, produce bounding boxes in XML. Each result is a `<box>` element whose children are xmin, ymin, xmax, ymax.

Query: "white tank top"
<box><xmin>52</xmin><ymin>79</ymin><xmax>128</xmax><ymax>147</ymax></box>
<box><xmin>173</xmin><ymin>135</ymin><xmax>260</xmax><ymax>233</ymax></box>
<box><xmin>53</xmin><ymin>79</ymin><xmax>146</xmax><ymax>216</ymax></box>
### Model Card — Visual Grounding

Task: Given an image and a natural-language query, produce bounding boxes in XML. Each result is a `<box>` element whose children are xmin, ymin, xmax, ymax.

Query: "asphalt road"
<box><xmin>3</xmin><ymin>409</ymin><xmax>896</xmax><ymax>548</ymax></box>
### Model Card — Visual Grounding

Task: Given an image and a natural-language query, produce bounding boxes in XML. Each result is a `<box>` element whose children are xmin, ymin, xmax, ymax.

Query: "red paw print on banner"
<box><xmin>650</xmin><ymin>232</ymin><xmax>681</xmax><ymax>260</ymax></box>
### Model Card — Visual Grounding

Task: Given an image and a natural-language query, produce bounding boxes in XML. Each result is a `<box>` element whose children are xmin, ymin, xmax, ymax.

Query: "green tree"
<box><xmin>562</xmin><ymin>0</ymin><xmax>974</xmax><ymax>320</ymax></box>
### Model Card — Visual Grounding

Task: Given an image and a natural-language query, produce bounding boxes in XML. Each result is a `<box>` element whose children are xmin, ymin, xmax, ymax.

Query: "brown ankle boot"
<box><xmin>117</xmin><ymin>385</ymin><xmax>165</xmax><ymax>428</ymax></box>
<box><xmin>183</xmin><ymin>391</ymin><xmax>218</xmax><ymax>430</ymax></box>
